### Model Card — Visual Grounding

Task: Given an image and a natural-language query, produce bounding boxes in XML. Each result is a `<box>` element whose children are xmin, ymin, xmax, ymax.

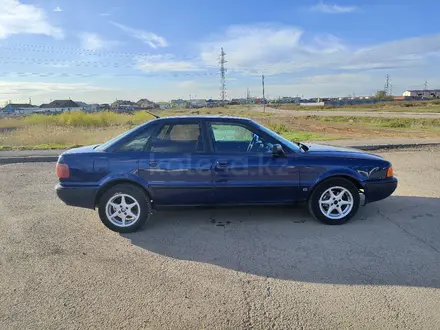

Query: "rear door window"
<box><xmin>149</xmin><ymin>123</ymin><xmax>203</xmax><ymax>153</ymax></box>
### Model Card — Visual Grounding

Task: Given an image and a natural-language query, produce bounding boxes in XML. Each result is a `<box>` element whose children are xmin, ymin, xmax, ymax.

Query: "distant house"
<box><xmin>136</xmin><ymin>99</ymin><xmax>157</xmax><ymax>109</ymax></box>
<box><xmin>157</xmin><ymin>102</ymin><xmax>171</xmax><ymax>110</ymax></box>
<box><xmin>171</xmin><ymin>99</ymin><xmax>188</xmax><ymax>108</ymax></box>
<box><xmin>230</xmin><ymin>98</ymin><xmax>248</xmax><ymax>105</ymax></box>
<box><xmin>1</xmin><ymin>103</ymin><xmax>40</xmax><ymax>115</ymax></box>
<box><xmin>38</xmin><ymin>100</ymin><xmax>82</xmax><ymax>113</ymax></box>
<box><xmin>74</xmin><ymin>101</ymin><xmax>88</xmax><ymax>109</ymax></box>
<box><xmin>98</xmin><ymin>104</ymin><xmax>110</xmax><ymax>111</ymax></box>
<box><xmin>111</xmin><ymin>100</ymin><xmax>136</xmax><ymax>112</ymax></box>
<box><xmin>206</xmin><ymin>99</ymin><xmax>219</xmax><ymax>107</ymax></box>
<box><xmin>403</xmin><ymin>90</ymin><xmax>440</xmax><ymax>98</ymax></box>
<box><xmin>189</xmin><ymin>99</ymin><xmax>207</xmax><ymax>108</ymax></box>
<box><xmin>75</xmin><ymin>101</ymin><xmax>99</xmax><ymax>112</ymax></box>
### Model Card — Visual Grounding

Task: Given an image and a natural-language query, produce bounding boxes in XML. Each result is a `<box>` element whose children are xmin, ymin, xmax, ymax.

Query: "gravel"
<box><xmin>1</xmin><ymin>148</ymin><xmax>440</xmax><ymax>329</ymax></box>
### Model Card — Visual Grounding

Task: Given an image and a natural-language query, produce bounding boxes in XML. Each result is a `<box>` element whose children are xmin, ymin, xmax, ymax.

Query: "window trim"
<box><xmin>206</xmin><ymin>120</ymin><xmax>285</xmax><ymax>155</ymax></box>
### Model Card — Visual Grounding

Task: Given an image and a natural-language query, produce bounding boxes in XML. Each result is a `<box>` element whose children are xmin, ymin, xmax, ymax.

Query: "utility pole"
<box><xmin>262</xmin><ymin>75</ymin><xmax>265</xmax><ymax>112</ymax></box>
<box><xmin>424</xmin><ymin>80</ymin><xmax>428</xmax><ymax>89</ymax></box>
<box><xmin>219</xmin><ymin>47</ymin><xmax>227</xmax><ymax>106</ymax></box>
<box><xmin>384</xmin><ymin>74</ymin><xmax>390</xmax><ymax>95</ymax></box>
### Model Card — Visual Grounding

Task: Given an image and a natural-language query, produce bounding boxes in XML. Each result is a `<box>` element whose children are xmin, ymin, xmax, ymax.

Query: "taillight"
<box><xmin>386</xmin><ymin>166</ymin><xmax>393</xmax><ymax>178</ymax></box>
<box><xmin>56</xmin><ymin>163</ymin><xmax>70</xmax><ymax>179</ymax></box>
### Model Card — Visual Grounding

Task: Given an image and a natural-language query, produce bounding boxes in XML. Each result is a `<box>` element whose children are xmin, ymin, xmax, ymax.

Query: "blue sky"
<box><xmin>1</xmin><ymin>0</ymin><xmax>440</xmax><ymax>104</ymax></box>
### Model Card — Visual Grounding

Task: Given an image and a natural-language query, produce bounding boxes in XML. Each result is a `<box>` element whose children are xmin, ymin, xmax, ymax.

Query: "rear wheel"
<box><xmin>308</xmin><ymin>178</ymin><xmax>360</xmax><ymax>225</ymax></box>
<box><xmin>98</xmin><ymin>184</ymin><xmax>151</xmax><ymax>233</ymax></box>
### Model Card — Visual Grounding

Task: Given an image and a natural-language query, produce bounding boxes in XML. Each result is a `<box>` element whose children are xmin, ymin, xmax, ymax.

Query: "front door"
<box><xmin>208</xmin><ymin>122</ymin><xmax>300</xmax><ymax>205</ymax></box>
<box><xmin>138</xmin><ymin>121</ymin><xmax>214</xmax><ymax>206</ymax></box>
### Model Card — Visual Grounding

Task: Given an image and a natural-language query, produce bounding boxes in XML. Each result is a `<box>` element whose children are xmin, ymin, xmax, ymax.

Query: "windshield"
<box><xmin>94</xmin><ymin>125</ymin><xmax>142</xmax><ymax>151</ymax></box>
<box><xmin>256</xmin><ymin>122</ymin><xmax>302</xmax><ymax>152</ymax></box>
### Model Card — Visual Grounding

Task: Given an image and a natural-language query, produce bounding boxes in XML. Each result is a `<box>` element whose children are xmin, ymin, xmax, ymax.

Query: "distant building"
<box><xmin>189</xmin><ymin>99</ymin><xmax>207</xmax><ymax>108</ymax></box>
<box><xmin>1</xmin><ymin>103</ymin><xmax>40</xmax><ymax>115</ymax></box>
<box><xmin>157</xmin><ymin>102</ymin><xmax>171</xmax><ymax>110</ymax></box>
<box><xmin>98</xmin><ymin>104</ymin><xmax>110</xmax><ymax>111</ymax></box>
<box><xmin>38</xmin><ymin>100</ymin><xmax>82</xmax><ymax>113</ymax></box>
<box><xmin>136</xmin><ymin>99</ymin><xmax>157</xmax><ymax>109</ymax></box>
<box><xmin>403</xmin><ymin>90</ymin><xmax>440</xmax><ymax>98</ymax></box>
<box><xmin>111</xmin><ymin>100</ymin><xmax>136</xmax><ymax>112</ymax></box>
<box><xmin>171</xmin><ymin>99</ymin><xmax>188</xmax><ymax>108</ymax></box>
<box><xmin>206</xmin><ymin>99</ymin><xmax>219</xmax><ymax>107</ymax></box>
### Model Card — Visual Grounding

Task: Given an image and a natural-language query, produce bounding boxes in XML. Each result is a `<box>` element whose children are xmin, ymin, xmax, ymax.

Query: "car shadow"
<box><xmin>123</xmin><ymin>196</ymin><xmax>440</xmax><ymax>288</ymax></box>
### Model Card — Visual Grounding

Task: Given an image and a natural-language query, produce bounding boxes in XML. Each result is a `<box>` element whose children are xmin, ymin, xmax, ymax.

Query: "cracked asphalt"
<box><xmin>1</xmin><ymin>147</ymin><xmax>439</xmax><ymax>329</ymax></box>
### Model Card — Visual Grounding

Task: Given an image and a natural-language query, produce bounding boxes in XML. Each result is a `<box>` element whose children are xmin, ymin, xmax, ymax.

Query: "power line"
<box><xmin>0</xmin><ymin>44</ymin><xmax>205</xmax><ymax>59</ymax></box>
<box><xmin>0</xmin><ymin>71</ymin><xmax>220</xmax><ymax>78</ymax></box>
<box><xmin>219</xmin><ymin>47</ymin><xmax>227</xmax><ymax>104</ymax></box>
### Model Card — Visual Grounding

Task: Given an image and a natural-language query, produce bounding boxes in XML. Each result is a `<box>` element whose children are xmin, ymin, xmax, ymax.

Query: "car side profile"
<box><xmin>55</xmin><ymin>116</ymin><xmax>398</xmax><ymax>232</ymax></box>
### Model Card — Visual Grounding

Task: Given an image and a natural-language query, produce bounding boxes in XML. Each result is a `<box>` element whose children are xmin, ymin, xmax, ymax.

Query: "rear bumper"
<box><xmin>364</xmin><ymin>177</ymin><xmax>398</xmax><ymax>204</ymax></box>
<box><xmin>55</xmin><ymin>183</ymin><xmax>97</xmax><ymax>209</ymax></box>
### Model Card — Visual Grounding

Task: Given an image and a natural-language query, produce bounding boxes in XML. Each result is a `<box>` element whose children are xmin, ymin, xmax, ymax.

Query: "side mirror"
<box><xmin>272</xmin><ymin>144</ymin><xmax>285</xmax><ymax>156</ymax></box>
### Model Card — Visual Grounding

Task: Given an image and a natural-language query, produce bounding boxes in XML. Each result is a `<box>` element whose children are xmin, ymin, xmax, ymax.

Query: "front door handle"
<box><xmin>149</xmin><ymin>161</ymin><xmax>158</xmax><ymax>168</ymax></box>
<box><xmin>215</xmin><ymin>161</ymin><xmax>229</xmax><ymax>169</ymax></box>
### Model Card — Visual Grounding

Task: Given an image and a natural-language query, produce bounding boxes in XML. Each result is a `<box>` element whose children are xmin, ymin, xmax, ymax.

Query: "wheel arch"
<box><xmin>307</xmin><ymin>174</ymin><xmax>364</xmax><ymax>200</ymax></box>
<box><xmin>95</xmin><ymin>179</ymin><xmax>153</xmax><ymax>208</ymax></box>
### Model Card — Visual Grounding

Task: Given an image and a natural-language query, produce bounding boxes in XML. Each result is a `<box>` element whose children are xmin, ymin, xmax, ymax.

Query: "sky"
<box><xmin>1</xmin><ymin>0</ymin><xmax>440</xmax><ymax>104</ymax></box>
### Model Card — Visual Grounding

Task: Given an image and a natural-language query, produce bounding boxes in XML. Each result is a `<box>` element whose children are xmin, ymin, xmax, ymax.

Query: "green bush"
<box><xmin>268</xmin><ymin>121</ymin><xmax>289</xmax><ymax>134</ymax></box>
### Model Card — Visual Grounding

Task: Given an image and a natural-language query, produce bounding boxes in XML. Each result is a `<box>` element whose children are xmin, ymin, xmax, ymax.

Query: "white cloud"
<box><xmin>135</xmin><ymin>55</ymin><xmax>199</xmax><ymax>72</ymax></box>
<box><xmin>200</xmin><ymin>24</ymin><xmax>440</xmax><ymax>76</ymax></box>
<box><xmin>0</xmin><ymin>0</ymin><xmax>64</xmax><ymax>39</ymax></box>
<box><xmin>110</xmin><ymin>22</ymin><xmax>167</xmax><ymax>48</ymax></box>
<box><xmin>79</xmin><ymin>32</ymin><xmax>116</xmax><ymax>51</ymax></box>
<box><xmin>99</xmin><ymin>6</ymin><xmax>118</xmax><ymax>16</ymax></box>
<box><xmin>177</xmin><ymin>80</ymin><xmax>198</xmax><ymax>88</ymax></box>
<box><xmin>200</xmin><ymin>24</ymin><xmax>347</xmax><ymax>75</ymax></box>
<box><xmin>0</xmin><ymin>81</ymin><xmax>112</xmax><ymax>104</ymax></box>
<box><xmin>311</xmin><ymin>1</ymin><xmax>357</xmax><ymax>14</ymax></box>
<box><xmin>53</xmin><ymin>6</ymin><xmax>62</xmax><ymax>12</ymax></box>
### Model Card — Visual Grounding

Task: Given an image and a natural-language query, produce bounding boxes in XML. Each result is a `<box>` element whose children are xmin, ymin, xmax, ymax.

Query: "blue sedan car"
<box><xmin>56</xmin><ymin>116</ymin><xmax>397</xmax><ymax>232</ymax></box>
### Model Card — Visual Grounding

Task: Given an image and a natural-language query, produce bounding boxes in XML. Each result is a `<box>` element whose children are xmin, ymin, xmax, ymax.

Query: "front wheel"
<box><xmin>98</xmin><ymin>184</ymin><xmax>152</xmax><ymax>233</ymax></box>
<box><xmin>308</xmin><ymin>178</ymin><xmax>360</xmax><ymax>225</ymax></box>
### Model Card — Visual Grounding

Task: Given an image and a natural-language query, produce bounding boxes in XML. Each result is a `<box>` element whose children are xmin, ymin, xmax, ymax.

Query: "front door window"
<box><xmin>211</xmin><ymin>123</ymin><xmax>274</xmax><ymax>153</ymax></box>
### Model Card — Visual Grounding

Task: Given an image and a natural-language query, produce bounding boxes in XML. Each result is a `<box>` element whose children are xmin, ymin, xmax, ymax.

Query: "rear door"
<box><xmin>208</xmin><ymin>121</ymin><xmax>300</xmax><ymax>205</ymax></box>
<box><xmin>138</xmin><ymin>120</ymin><xmax>214</xmax><ymax>206</ymax></box>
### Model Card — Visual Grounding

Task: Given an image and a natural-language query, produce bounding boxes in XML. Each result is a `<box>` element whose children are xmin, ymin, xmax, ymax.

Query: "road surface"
<box><xmin>248</xmin><ymin>106</ymin><xmax>440</xmax><ymax>119</ymax></box>
<box><xmin>1</xmin><ymin>147</ymin><xmax>440</xmax><ymax>329</ymax></box>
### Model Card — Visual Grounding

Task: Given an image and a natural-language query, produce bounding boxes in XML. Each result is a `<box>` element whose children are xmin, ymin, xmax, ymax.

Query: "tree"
<box><xmin>375</xmin><ymin>90</ymin><xmax>388</xmax><ymax>99</ymax></box>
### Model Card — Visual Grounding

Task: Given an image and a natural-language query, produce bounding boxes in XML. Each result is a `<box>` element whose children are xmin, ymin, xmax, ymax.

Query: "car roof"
<box><xmin>151</xmin><ymin>115</ymin><xmax>254</xmax><ymax>123</ymax></box>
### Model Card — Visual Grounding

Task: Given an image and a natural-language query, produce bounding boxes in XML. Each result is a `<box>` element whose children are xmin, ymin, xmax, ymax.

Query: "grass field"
<box><xmin>0</xmin><ymin>106</ymin><xmax>440</xmax><ymax>150</ymax></box>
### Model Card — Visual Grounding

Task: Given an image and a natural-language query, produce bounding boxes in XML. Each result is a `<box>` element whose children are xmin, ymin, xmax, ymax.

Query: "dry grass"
<box><xmin>0</xmin><ymin>126</ymin><xmax>129</xmax><ymax>149</ymax></box>
<box><xmin>1</xmin><ymin>107</ymin><xmax>440</xmax><ymax>150</ymax></box>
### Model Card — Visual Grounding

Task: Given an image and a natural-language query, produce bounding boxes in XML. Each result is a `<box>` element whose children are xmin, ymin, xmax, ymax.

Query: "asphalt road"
<box><xmin>250</xmin><ymin>106</ymin><xmax>440</xmax><ymax>118</ymax></box>
<box><xmin>1</xmin><ymin>148</ymin><xmax>440</xmax><ymax>329</ymax></box>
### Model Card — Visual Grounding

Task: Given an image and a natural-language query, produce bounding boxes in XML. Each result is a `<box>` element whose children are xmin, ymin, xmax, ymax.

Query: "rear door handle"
<box><xmin>149</xmin><ymin>161</ymin><xmax>158</xmax><ymax>168</ymax></box>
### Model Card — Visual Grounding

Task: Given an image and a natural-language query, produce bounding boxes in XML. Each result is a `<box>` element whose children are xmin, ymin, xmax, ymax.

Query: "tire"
<box><xmin>98</xmin><ymin>184</ymin><xmax>152</xmax><ymax>233</ymax></box>
<box><xmin>308</xmin><ymin>178</ymin><xmax>360</xmax><ymax>225</ymax></box>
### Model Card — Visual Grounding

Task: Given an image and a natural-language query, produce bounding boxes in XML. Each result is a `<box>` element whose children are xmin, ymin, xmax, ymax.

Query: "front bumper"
<box><xmin>55</xmin><ymin>183</ymin><xmax>97</xmax><ymax>209</ymax></box>
<box><xmin>364</xmin><ymin>177</ymin><xmax>398</xmax><ymax>204</ymax></box>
